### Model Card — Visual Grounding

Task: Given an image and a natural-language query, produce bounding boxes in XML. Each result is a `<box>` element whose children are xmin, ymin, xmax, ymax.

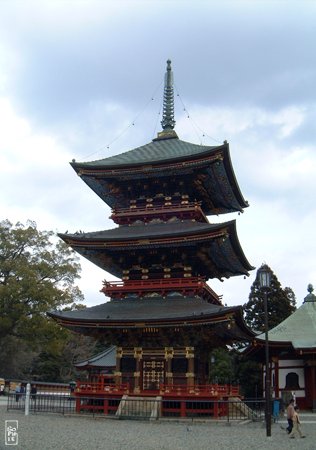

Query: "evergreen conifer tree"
<box><xmin>243</xmin><ymin>264</ymin><xmax>296</xmax><ymax>332</ymax></box>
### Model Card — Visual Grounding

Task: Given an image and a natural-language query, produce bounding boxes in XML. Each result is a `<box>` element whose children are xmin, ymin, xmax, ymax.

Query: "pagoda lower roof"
<box><xmin>59</xmin><ymin>220</ymin><xmax>254</xmax><ymax>279</ymax></box>
<box><xmin>48</xmin><ymin>295</ymin><xmax>255</xmax><ymax>341</ymax></box>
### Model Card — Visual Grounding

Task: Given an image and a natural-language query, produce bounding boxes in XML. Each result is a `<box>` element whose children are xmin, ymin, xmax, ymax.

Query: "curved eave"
<box><xmin>70</xmin><ymin>139</ymin><xmax>223</xmax><ymax>170</ymax></box>
<box><xmin>245</xmin><ymin>340</ymin><xmax>316</xmax><ymax>361</ymax></box>
<box><xmin>249</xmin><ymin>301</ymin><xmax>316</xmax><ymax>352</ymax></box>
<box><xmin>58</xmin><ymin>220</ymin><xmax>254</xmax><ymax>279</ymax></box>
<box><xmin>71</xmin><ymin>141</ymin><xmax>248</xmax><ymax>214</ymax></box>
<box><xmin>221</xmin><ymin>143</ymin><xmax>248</xmax><ymax>210</ymax></box>
<box><xmin>75</xmin><ymin>346</ymin><xmax>116</xmax><ymax>368</ymax></box>
<box><xmin>48</xmin><ymin>305</ymin><xmax>254</xmax><ymax>336</ymax></box>
<box><xmin>253</xmin><ymin>337</ymin><xmax>316</xmax><ymax>352</ymax></box>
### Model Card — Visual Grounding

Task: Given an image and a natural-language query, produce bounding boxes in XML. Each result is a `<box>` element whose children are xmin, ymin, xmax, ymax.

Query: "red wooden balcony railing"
<box><xmin>110</xmin><ymin>203</ymin><xmax>208</xmax><ymax>225</ymax></box>
<box><xmin>101</xmin><ymin>277</ymin><xmax>222</xmax><ymax>304</ymax></box>
<box><xmin>74</xmin><ymin>380</ymin><xmax>239</xmax><ymax>399</ymax></box>
<box><xmin>75</xmin><ymin>381</ymin><xmax>130</xmax><ymax>395</ymax></box>
<box><xmin>159</xmin><ymin>384</ymin><xmax>240</xmax><ymax>397</ymax></box>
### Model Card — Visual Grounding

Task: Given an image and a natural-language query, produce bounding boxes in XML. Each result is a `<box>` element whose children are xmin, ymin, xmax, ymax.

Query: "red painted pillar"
<box><xmin>273</xmin><ymin>357</ymin><xmax>279</xmax><ymax>398</ymax></box>
<box><xmin>311</xmin><ymin>365</ymin><xmax>316</xmax><ymax>411</ymax></box>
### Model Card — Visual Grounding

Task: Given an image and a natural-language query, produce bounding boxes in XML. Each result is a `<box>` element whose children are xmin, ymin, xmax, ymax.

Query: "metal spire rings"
<box><xmin>161</xmin><ymin>60</ymin><xmax>176</xmax><ymax>131</ymax></box>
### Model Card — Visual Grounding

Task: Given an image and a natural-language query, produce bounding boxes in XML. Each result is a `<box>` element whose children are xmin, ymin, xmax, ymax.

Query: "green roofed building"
<box><xmin>246</xmin><ymin>284</ymin><xmax>316</xmax><ymax>411</ymax></box>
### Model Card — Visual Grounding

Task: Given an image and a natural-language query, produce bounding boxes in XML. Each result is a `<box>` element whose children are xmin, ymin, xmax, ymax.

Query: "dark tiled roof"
<box><xmin>71</xmin><ymin>139</ymin><xmax>248</xmax><ymax>215</ymax></box>
<box><xmin>49</xmin><ymin>295</ymin><xmax>235</xmax><ymax>322</ymax></box>
<box><xmin>75</xmin><ymin>346</ymin><xmax>116</xmax><ymax>368</ymax></box>
<box><xmin>61</xmin><ymin>220</ymin><xmax>226</xmax><ymax>241</ymax></box>
<box><xmin>59</xmin><ymin>220</ymin><xmax>253</xmax><ymax>279</ymax></box>
<box><xmin>72</xmin><ymin>138</ymin><xmax>220</xmax><ymax>169</ymax></box>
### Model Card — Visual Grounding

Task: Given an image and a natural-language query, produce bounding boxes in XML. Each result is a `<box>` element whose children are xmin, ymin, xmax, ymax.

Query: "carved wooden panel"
<box><xmin>142</xmin><ymin>359</ymin><xmax>165</xmax><ymax>390</ymax></box>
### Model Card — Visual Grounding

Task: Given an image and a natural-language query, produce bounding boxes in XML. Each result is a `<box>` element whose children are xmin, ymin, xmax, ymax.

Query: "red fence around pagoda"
<box><xmin>75</xmin><ymin>380</ymin><xmax>239</xmax><ymax>399</ymax></box>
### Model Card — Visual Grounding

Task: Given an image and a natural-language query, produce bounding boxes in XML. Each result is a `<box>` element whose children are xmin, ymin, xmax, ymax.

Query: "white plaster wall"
<box><xmin>279</xmin><ymin>359</ymin><xmax>304</xmax><ymax>368</ymax></box>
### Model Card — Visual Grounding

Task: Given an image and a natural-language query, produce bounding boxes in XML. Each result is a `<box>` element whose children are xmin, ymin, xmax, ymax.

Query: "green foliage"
<box><xmin>209</xmin><ymin>347</ymin><xmax>235</xmax><ymax>384</ymax></box>
<box><xmin>0</xmin><ymin>219</ymin><xmax>83</xmax><ymax>342</ymax></box>
<box><xmin>235</xmin><ymin>358</ymin><xmax>262</xmax><ymax>398</ymax></box>
<box><xmin>243</xmin><ymin>264</ymin><xmax>296</xmax><ymax>332</ymax></box>
<box><xmin>209</xmin><ymin>347</ymin><xmax>262</xmax><ymax>398</ymax></box>
<box><xmin>30</xmin><ymin>323</ymin><xmax>97</xmax><ymax>382</ymax></box>
<box><xmin>0</xmin><ymin>219</ymin><xmax>89</xmax><ymax>380</ymax></box>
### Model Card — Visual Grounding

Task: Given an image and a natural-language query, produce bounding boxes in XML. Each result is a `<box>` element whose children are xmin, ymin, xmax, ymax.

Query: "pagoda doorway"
<box><xmin>142</xmin><ymin>359</ymin><xmax>165</xmax><ymax>391</ymax></box>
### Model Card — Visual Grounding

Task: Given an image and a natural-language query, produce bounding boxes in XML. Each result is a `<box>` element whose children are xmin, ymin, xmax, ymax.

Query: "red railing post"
<box><xmin>103</xmin><ymin>399</ymin><xmax>108</xmax><ymax>415</ymax></box>
<box><xmin>213</xmin><ymin>400</ymin><xmax>219</xmax><ymax>418</ymax></box>
<box><xmin>75</xmin><ymin>398</ymin><xmax>81</xmax><ymax>413</ymax></box>
<box><xmin>180</xmin><ymin>400</ymin><xmax>186</xmax><ymax>417</ymax></box>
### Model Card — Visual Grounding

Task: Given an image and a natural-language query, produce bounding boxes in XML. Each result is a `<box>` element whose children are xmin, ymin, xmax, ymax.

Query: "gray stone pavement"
<box><xmin>0</xmin><ymin>401</ymin><xmax>316</xmax><ymax>450</ymax></box>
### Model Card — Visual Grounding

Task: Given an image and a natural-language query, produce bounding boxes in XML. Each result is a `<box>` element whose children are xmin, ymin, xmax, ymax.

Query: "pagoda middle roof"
<box><xmin>64</xmin><ymin>220</ymin><xmax>231</xmax><ymax>240</ymax></box>
<box><xmin>59</xmin><ymin>220</ymin><xmax>254</xmax><ymax>279</ymax></box>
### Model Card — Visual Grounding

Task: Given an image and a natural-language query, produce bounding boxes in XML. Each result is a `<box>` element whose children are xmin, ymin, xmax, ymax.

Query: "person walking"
<box><xmin>286</xmin><ymin>398</ymin><xmax>295</xmax><ymax>433</ymax></box>
<box><xmin>31</xmin><ymin>384</ymin><xmax>37</xmax><ymax>401</ymax></box>
<box><xmin>289</xmin><ymin>406</ymin><xmax>305</xmax><ymax>439</ymax></box>
<box><xmin>15</xmin><ymin>384</ymin><xmax>20</xmax><ymax>402</ymax></box>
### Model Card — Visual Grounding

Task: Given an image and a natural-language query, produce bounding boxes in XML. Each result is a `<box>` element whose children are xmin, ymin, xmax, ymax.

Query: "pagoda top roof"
<box><xmin>71</xmin><ymin>137</ymin><xmax>222</xmax><ymax>170</ymax></box>
<box><xmin>70</xmin><ymin>61</ymin><xmax>248</xmax><ymax>215</ymax></box>
<box><xmin>255</xmin><ymin>285</ymin><xmax>316</xmax><ymax>350</ymax></box>
<box><xmin>71</xmin><ymin>60</ymin><xmax>224</xmax><ymax>172</ymax></box>
<box><xmin>71</xmin><ymin>139</ymin><xmax>248</xmax><ymax>215</ymax></box>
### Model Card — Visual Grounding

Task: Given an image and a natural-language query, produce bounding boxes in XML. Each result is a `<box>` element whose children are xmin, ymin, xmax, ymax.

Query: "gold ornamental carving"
<box><xmin>164</xmin><ymin>348</ymin><xmax>174</xmax><ymax>359</ymax></box>
<box><xmin>186</xmin><ymin>372</ymin><xmax>195</xmax><ymax>378</ymax></box>
<box><xmin>134</xmin><ymin>347</ymin><xmax>143</xmax><ymax>359</ymax></box>
<box><xmin>185</xmin><ymin>347</ymin><xmax>194</xmax><ymax>359</ymax></box>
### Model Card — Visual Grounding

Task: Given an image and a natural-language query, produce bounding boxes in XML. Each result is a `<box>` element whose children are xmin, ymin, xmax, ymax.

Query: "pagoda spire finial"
<box><xmin>161</xmin><ymin>59</ymin><xmax>176</xmax><ymax>131</ymax></box>
<box><xmin>153</xmin><ymin>60</ymin><xmax>178</xmax><ymax>141</ymax></box>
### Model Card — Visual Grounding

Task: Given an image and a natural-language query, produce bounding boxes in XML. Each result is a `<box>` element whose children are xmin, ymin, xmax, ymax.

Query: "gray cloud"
<box><xmin>1</xmin><ymin>0</ymin><xmax>315</xmax><ymax>307</ymax></box>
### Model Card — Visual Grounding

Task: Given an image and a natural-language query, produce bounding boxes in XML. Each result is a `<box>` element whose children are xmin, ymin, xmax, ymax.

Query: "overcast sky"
<box><xmin>1</xmin><ymin>0</ymin><xmax>315</xmax><ymax>308</ymax></box>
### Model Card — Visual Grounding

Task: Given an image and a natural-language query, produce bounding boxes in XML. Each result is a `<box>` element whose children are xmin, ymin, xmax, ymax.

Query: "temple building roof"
<box><xmin>255</xmin><ymin>284</ymin><xmax>316</xmax><ymax>350</ymax></box>
<box><xmin>75</xmin><ymin>346</ymin><xmax>116</xmax><ymax>369</ymax></box>
<box><xmin>59</xmin><ymin>220</ymin><xmax>254</xmax><ymax>280</ymax></box>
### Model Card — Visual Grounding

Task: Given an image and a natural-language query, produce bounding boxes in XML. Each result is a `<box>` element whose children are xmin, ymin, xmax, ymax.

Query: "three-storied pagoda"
<box><xmin>49</xmin><ymin>61</ymin><xmax>255</xmax><ymax>396</ymax></box>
